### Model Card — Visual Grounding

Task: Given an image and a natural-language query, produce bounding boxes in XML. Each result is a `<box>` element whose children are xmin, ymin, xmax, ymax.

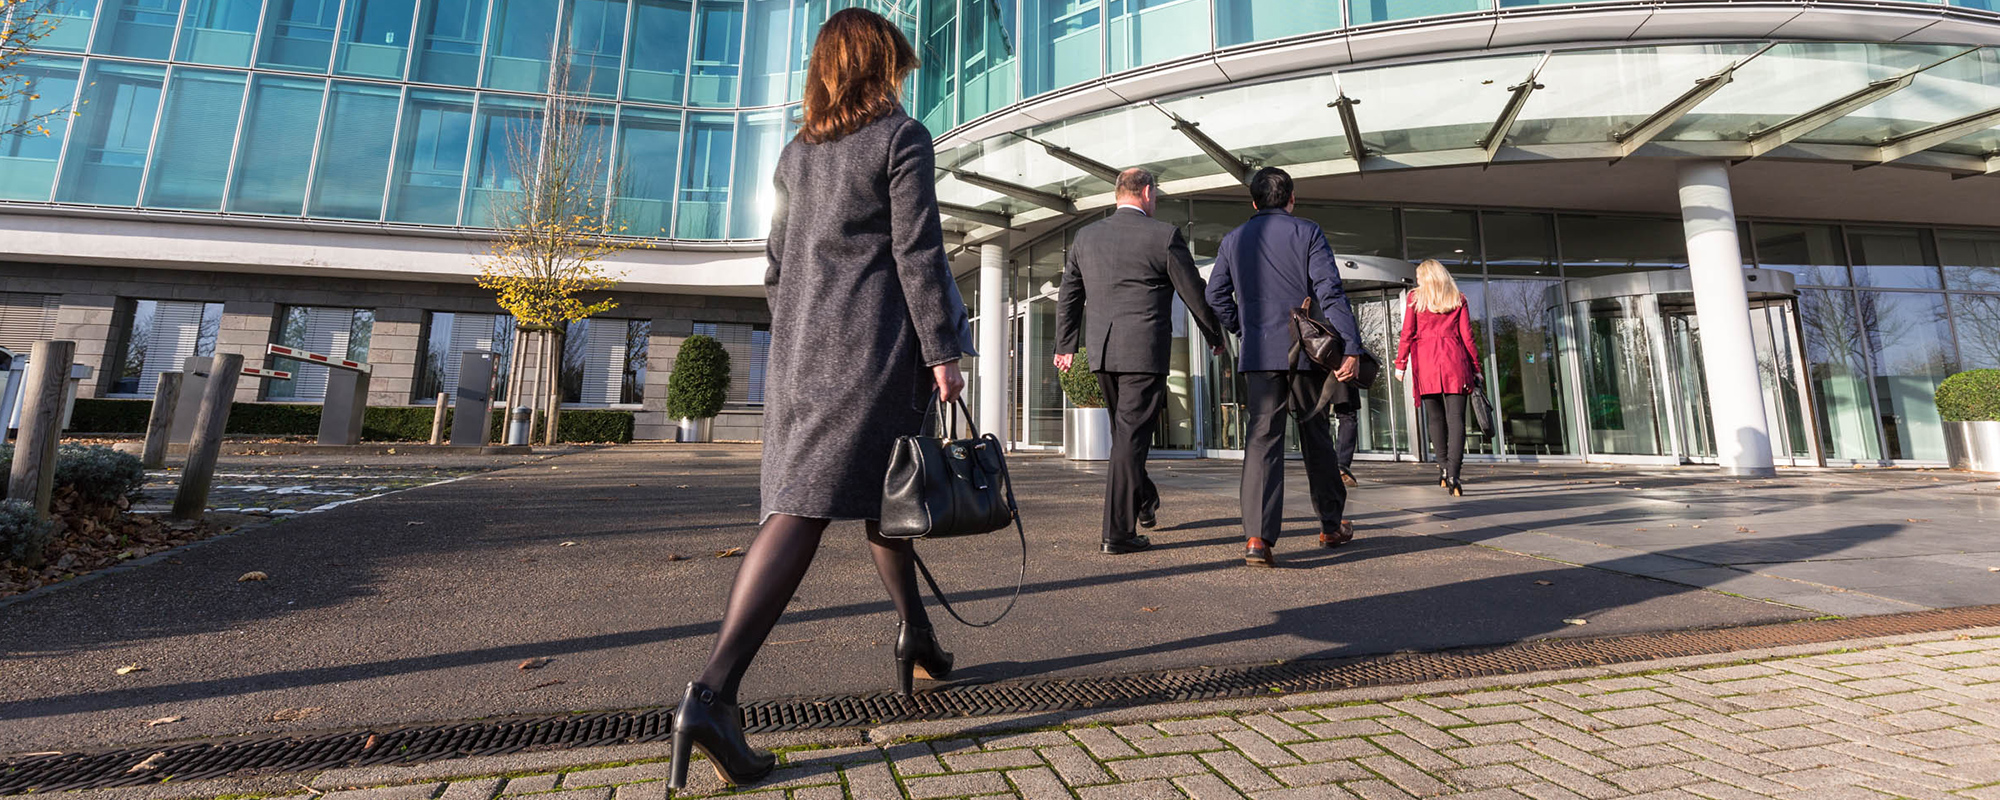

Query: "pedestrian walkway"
<box><xmin>302</xmin><ymin>630</ymin><xmax>2000</xmax><ymax>800</ymax></box>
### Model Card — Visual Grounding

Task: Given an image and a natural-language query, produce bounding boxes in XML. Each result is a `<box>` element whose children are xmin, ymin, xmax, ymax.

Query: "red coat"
<box><xmin>1395</xmin><ymin>297</ymin><xmax>1481</xmax><ymax>397</ymax></box>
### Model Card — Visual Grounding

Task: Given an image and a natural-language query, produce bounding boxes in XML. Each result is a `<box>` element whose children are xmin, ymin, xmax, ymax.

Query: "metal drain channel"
<box><xmin>8</xmin><ymin>605</ymin><xmax>2000</xmax><ymax>795</ymax></box>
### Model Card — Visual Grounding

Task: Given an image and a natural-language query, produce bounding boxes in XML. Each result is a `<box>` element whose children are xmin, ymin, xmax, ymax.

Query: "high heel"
<box><xmin>1447</xmin><ymin>478</ymin><xmax>1464</xmax><ymax>497</ymax></box>
<box><xmin>895</xmin><ymin>622</ymin><xmax>954</xmax><ymax>697</ymax></box>
<box><xmin>1438</xmin><ymin>467</ymin><xmax>1448</xmax><ymax>488</ymax></box>
<box><xmin>667</xmin><ymin>682</ymin><xmax>775</xmax><ymax>789</ymax></box>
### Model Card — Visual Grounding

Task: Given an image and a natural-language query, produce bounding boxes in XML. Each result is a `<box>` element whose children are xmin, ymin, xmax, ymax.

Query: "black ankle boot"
<box><xmin>895</xmin><ymin>622</ymin><xmax>954</xmax><ymax>696</ymax></box>
<box><xmin>667</xmin><ymin>682</ymin><xmax>775</xmax><ymax>789</ymax></box>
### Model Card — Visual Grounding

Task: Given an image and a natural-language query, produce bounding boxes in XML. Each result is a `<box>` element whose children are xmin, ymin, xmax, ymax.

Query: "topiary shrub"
<box><xmin>0</xmin><ymin>499</ymin><xmax>56</xmax><ymax>566</ymax></box>
<box><xmin>53</xmin><ymin>444</ymin><xmax>148</xmax><ymax>505</ymax></box>
<box><xmin>1937</xmin><ymin>369</ymin><xmax>2000</xmax><ymax>422</ymax></box>
<box><xmin>665</xmin><ymin>334</ymin><xmax>731</xmax><ymax>420</ymax></box>
<box><xmin>1059</xmin><ymin>347</ymin><xmax>1105</xmax><ymax>408</ymax></box>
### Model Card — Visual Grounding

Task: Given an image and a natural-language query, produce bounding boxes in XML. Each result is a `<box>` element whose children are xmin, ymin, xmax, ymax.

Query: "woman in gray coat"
<box><xmin>668</xmin><ymin>8</ymin><xmax>965</xmax><ymax>791</ymax></box>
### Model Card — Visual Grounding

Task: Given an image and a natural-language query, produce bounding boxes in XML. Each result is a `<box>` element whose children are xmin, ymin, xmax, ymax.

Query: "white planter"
<box><xmin>678</xmin><ymin>416</ymin><xmax>714</xmax><ymax>443</ymax></box>
<box><xmin>1944</xmin><ymin>420</ymin><xmax>2000</xmax><ymax>473</ymax></box>
<box><xmin>1065</xmin><ymin>407</ymin><xmax>1112</xmax><ymax>461</ymax></box>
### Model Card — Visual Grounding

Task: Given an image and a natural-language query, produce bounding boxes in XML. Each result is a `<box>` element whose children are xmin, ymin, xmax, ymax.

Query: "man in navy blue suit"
<box><xmin>1206</xmin><ymin>167</ymin><xmax>1364</xmax><ymax>567</ymax></box>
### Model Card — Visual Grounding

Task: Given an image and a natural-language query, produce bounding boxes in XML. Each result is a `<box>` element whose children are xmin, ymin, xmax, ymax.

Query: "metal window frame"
<box><xmin>293</xmin><ymin>75</ymin><xmax>337</xmax><ymax>214</ymax></box>
<box><xmin>212</xmin><ymin>68</ymin><xmax>258</xmax><ymax>208</ymax></box>
<box><xmin>130</xmin><ymin>63</ymin><xmax>176</xmax><ymax>207</ymax></box>
<box><xmin>42</xmin><ymin>56</ymin><xmax>96</xmax><ymax>202</ymax></box>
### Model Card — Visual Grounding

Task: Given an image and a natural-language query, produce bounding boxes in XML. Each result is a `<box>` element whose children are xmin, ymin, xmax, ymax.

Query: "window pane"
<box><xmin>1350</xmin><ymin>0</ymin><xmax>1484</xmax><ymax>26</ymax></box>
<box><xmin>310</xmin><ymin>82</ymin><xmax>401</xmax><ymax>218</ymax></box>
<box><xmin>1024</xmin><ymin>0</ymin><xmax>1100</xmax><ymax>97</ymax></box>
<box><xmin>1860</xmin><ymin>290</ymin><xmax>1955</xmax><ymax>461</ymax></box>
<box><xmin>1848</xmin><ymin>226</ymin><xmax>1942</xmax><ymax>290</ymax></box>
<box><xmin>738</xmin><ymin>0</ymin><xmax>787</xmax><ymax>106</ymax></box>
<box><xmin>110</xmin><ymin>298</ymin><xmax>219</xmax><ymax>396</ymax></box>
<box><xmin>612</xmin><ymin>107</ymin><xmax>680</xmax><ymax>236</ymax></box>
<box><xmin>1403</xmin><ymin>208</ymin><xmax>1476</xmax><ymax>267</ymax></box>
<box><xmin>959</xmin><ymin>0</ymin><xmax>1019</xmax><ymax>120</ymax></box>
<box><xmin>337</xmin><ymin>0</ymin><xmax>418</xmax><ymax>77</ymax></box>
<box><xmin>230</xmin><ymin>76</ymin><xmax>325</xmax><ymax>214</ymax></box>
<box><xmin>691</xmin><ymin>320</ymin><xmax>767</xmax><ymax>404</ymax></box>
<box><xmin>57</xmin><ymin>62</ymin><xmax>166</xmax><ymax>206</ymax></box>
<box><xmin>1938</xmin><ymin>230</ymin><xmax>2000</xmax><ymax>292</ymax></box>
<box><xmin>1799</xmin><ymin>289</ymin><xmax>1881</xmax><ymax>461</ymax></box>
<box><xmin>260</xmin><ymin>0</ymin><xmax>342</xmax><ymax>70</ymax></box>
<box><xmin>1481</xmin><ymin>211</ymin><xmax>1556</xmax><ymax>277</ymax></box>
<box><xmin>914</xmin><ymin>0</ymin><xmax>954</xmax><ymax>130</ymax></box>
<box><xmin>1752</xmin><ymin>222</ymin><xmax>1849</xmax><ymax>286</ymax></box>
<box><xmin>1107</xmin><ymin>0</ymin><xmax>1209</xmax><ymax>74</ymax></box>
<box><xmin>93</xmin><ymin>0</ymin><xmax>183</xmax><ymax>59</ymax></box>
<box><xmin>485</xmin><ymin>0</ymin><xmax>559</xmax><ymax>92</ymax></box>
<box><xmin>689</xmin><ymin>0</ymin><xmax>743</xmax><ymax>106</ymax></box>
<box><xmin>388</xmin><ymin>89</ymin><xmax>474</xmax><ymax>224</ymax></box>
<box><xmin>1955</xmin><ymin>294</ymin><xmax>2000</xmax><ymax>371</ymax></box>
<box><xmin>623</xmin><ymin>319</ymin><xmax>648</xmax><ymax>403</ymax></box>
<box><xmin>178</xmin><ymin>0</ymin><xmax>263</xmax><ymax>65</ymax></box>
<box><xmin>563</xmin><ymin>0</ymin><xmax>627</xmax><ymax>96</ymax></box>
<box><xmin>1297</xmin><ymin>205</ymin><xmax>1398</xmax><ymax>257</ymax></box>
<box><xmin>0</xmin><ymin>59</ymin><xmax>82</xmax><ymax>201</ymax></box>
<box><xmin>40</xmin><ymin>0</ymin><xmax>101</xmax><ymax>52</ymax></box>
<box><xmin>413</xmin><ymin>0</ymin><xmax>489</xmax><ymax>86</ymax></box>
<box><xmin>1558</xmin><ymin>214</ymin><xmax>1687</xmax><ymax>276</ymax></box>
<box><xmin>144</xmin><ymin>69</ymin><xmax>247</xmax><ymax>210</ymax></box>
<box><xmin>1217</xmin><ymin>0</ymin><xmax>1338</xmax><ymax>46</ymax></box>
<box><xmin>676</xmin><ymin>112</ymin><xmax>732</xmax><ymax>238</ymax></box>
<box><xmin>462</xmin><ymin>95</ymin><xmax>542</xmax><ymax>227</ymax></box>
<box><xmin>1489</xmin><ymin>278</ymin><xmax>1570</xmax><ymax>455</ymax></box>
<box><xmin>625</xmin><ymin>0</ymin><xmax>691</xmax><ymax>103</ymax></box>
<box><xmin>727</xmin><ymin>108</ymin><xmax>782</xmax><ymax>239</ymax></box>
<box><xmin>268</xmin><ymin>305</ymin><xmax>370</xmax><ymax>400</ymax></box>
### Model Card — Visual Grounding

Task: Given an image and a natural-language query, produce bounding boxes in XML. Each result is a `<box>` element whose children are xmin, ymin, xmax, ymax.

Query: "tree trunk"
<box><xmin>504</xmin><ymin>324</ymin><xmax>525</xmax><ymax>413</ymax></box>
<box><xmin>544</xmin><ymin>328</ymin><xmax>564</xmax><ymax>445</ymax></box>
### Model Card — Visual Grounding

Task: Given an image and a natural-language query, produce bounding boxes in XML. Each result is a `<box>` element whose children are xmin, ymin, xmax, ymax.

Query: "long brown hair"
<box><xmin>798</xmin><ymin>8</ymin><xmax>918</xmax><ymax>145</ymax></box>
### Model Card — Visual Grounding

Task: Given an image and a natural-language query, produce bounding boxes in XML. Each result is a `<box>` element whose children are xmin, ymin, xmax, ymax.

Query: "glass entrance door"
<box><xmin>1571</xmin><ymin>295</ymin><xmax>1673</xmax><ymax>459</ymax></box>
<box><xmin>1660</xmin><ymin>299</ymin><xmax>1819</xmax><ymax>466</ymax></box>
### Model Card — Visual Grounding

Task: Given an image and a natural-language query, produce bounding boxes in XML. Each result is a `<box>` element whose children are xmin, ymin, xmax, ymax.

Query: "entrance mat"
<box><xmin>8</xmin><ymin>603</ymin><xmax>2000</xmax><ymax>794</ymax></box>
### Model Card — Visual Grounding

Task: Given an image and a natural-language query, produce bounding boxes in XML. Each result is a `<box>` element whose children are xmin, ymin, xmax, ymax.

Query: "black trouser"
<box><xmin>1241</xmin><ymin>371</ymin><xmax>1347</xmax><ymax>545</ymax></box>
<box><xmin>1334</xmin><ymin>406</ymin><xmax>1357</xmax><ymax>471</ymax></box>
<box><xmin>1422</xmin><ymin>393</ymin><xmax>1468</xmax><ymax>481</ymax></box>
<box><xmin>1097</xmin><ymin>371</ymin><xmax>1164</xmax><ymax>543</ymax></box>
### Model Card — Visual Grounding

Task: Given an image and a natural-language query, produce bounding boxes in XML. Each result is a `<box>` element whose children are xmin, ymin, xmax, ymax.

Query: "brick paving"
<box><xmin>310</xmin><ymin>634</ymin><xmax>2000</xmax><ymax>800</ymax></box>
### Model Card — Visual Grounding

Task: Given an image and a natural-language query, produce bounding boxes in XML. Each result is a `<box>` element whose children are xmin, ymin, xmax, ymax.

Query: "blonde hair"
<box><xmin>1412</xmin><ymin>259</ymin><xmax>1465</xmax><ymax>314</ymax></box>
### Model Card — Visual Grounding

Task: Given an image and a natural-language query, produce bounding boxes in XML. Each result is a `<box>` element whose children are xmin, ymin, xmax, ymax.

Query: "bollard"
<box><xmin>506</xmin><ymin>407</ymin><xmax>532</xmax><ymax>446</ymax></box>
<box><xmin>429</xmin><ymin>392</ymin><xmax>448</xmax><ymax>445</ymax></box>
<box><xmin>172</xmin><ymin>353</ymin><xmax>243</xmax><ymax>521</ymax></box>
<box><xmin>7</xmin><ymin>340</ymin><xmax>76</xmax><ymax>517</ymax></box>
<box><xmin>141</xmin><ymin>372</ymin><xmax>182</xmax><ymax>469</ymax></box>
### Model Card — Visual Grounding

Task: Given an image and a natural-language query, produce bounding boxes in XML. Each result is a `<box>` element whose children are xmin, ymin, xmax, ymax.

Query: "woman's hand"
<box><xmin>934</xmin><ymin>361</ymin><xmax>966</xmax><ymax>403</ymax></box>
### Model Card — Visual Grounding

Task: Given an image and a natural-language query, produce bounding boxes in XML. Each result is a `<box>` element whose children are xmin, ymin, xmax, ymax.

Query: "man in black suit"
<box><xmin>1055</xmin><ymin>168</ymin><xmax>1225</xmax><ymax>554</ymax></box>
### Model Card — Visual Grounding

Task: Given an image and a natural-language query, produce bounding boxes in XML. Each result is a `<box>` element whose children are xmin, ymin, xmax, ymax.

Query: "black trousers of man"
<box><xmin>1334</xmin><ymin>406</ymin><xmax>1358</xmax><ymax>471</ymax></box>
<box><xmin>1096</xmin><ymin>371</ymin><xmax>1164</xmax><ymax>543</ymax></box>
<box><xmin>1241</xmin><ymin>370</ymin><xmax>1347</xmax><ymax>545</ymax></box>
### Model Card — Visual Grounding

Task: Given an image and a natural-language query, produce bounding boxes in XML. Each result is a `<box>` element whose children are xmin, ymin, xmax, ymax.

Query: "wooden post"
<box><xmin>7</xmin><ymin>340</ymin><xmax>75</xmax><ymax>517</ymax></box>
<box><xmin>544</xmin><ymin>328</ymin><xmax>563</xmax><ymax>445</ymax></box>
<box><xmin>504</xmin><ymin>324</ymin><xmax>526</xmax><ymax>413</ymax></box>
<box><xmin>172</xmin><ymin>353</ymin><xmax>243</xmax><ymax>521</ymax></box>
<box><xmin>141</xmin><ymin>371</ymin><xmax>182</xmax><ymax>469</ymax></box>
<box><xmin>428</xmin><ymin>391</ymin><xmax>448</xmax><ymax>445</ymax></box>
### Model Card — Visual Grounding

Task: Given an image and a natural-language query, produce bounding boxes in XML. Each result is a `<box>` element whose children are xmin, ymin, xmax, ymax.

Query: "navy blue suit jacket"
<box><xmin>1205</xmin><ymin>208</ymin><xmax>1364</xmax><ymax>372</ymax></box>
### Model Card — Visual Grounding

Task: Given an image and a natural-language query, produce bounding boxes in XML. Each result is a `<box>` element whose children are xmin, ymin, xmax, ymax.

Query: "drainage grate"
<box><xmin>8</xmin><ymin>605</ymin><xmax>2000</xmax><ymax>795</ymax></box>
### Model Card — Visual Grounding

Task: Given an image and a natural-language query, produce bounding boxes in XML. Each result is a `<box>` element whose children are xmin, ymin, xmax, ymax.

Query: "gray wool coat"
<box><xmin>759</xmin><ymin>108</ymin><xmax>962</xmax><ymax>522</ymax></box>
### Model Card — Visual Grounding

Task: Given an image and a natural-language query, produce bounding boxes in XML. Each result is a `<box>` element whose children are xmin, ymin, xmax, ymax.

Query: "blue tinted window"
<box><xmin>0</xmin><ymin>59</ymin><xmax>82</xmax><ymax>201</ymax></box>
<box><xmin>462</xmin><ymin>96</ymin><xmax>541</xmax><ymax>227</ymax></box>
<box><xmin>413</xmin><ymin>0</ymin><xmax>489</xmax><ymax>85</ymax></box>
<box><xmin>1106</xmin><ymin>0</ymin><xmax>1209</xmax><ymax>73</ymax></box>
<box><xmin>230</xmin><ymin>76</ymin><xmax>325</xmax><ymax>213</ymax></box>
<box><xmin>676</xmin><ymin>112</ymin><xmax>731</xmax><ymax>238</ymax></box>
<box><xmin>612</xmin><ymin>107</ymin><xmax>680</xmax><ymax>236</ymax></box>
<box><xmin>57</xmin><ymin>62</ymin><xmax>165</xmax><ymax>206</ymax></box>
<box><xmin>93</xmin><ymin>0</ymin><xmax>184</xmax><ymax>60</ymax></box>
<box><xmin>625</xmin><ymin>0</ymin><xmax>691</xmax><ymax>103</ymax></box>
<box><xmin>338</xmin><ymin>0</ymin><xmax>419</xmax><ymax>77</ymax></box>
<box><xmin>564</xmin><ymin>0</ymin><xmax>627</xmax><ymax>97</ymax></box>
<box><xmin>739</xmin><ymin>0</ymin><xmax>789</xmax><ymax>106</ymax></box>
<box><xmin>389</xmin><ymin>89</ymin><xmax>474</xmax><ymax>223</ymax></box>
<box><xmin>1217</xmin><ymin>0</ymin><xmax>1340</xmax><ymax>45</ymax></box>
<box><xmin>311</xmin><ymin>83</ymin><xmax>401</xmax><ymax>218</ymax></box>
<box><xmin>40</xmin><ymin>0</ymin><xmax>102</xmax><ymax>52</ymax></box>
<box><xmin>1349</xmin><ymin>0</ymin><xmax>1485</xmax><ymax>26</ymax></box>
<box><xmin>143</xmin><ymin>69</ymin><xmax>246</xmax><ymax>210</ymax></box>
<box><xmin>689</xmin><ymin>0</ymin><xmax>742</xmax><ymax>106</ymax></box>
<box><xmin>177</xmin><ymin>0</ymin><xmax>262</xmax><ymax>65</ymax></box>
<box><xmin>914</xmin><ymin>0</ymin><xmax>955</xmax><ymax>130</ymax></box>
<box><xmin>727</xmin><ymin>109</ymin><xmax>781</xmax><ymax>238</ymax></box>
<box><xmin>260</xmin><ymin>0</ymin><xmax>342</xmax><ymax>70</ymax></box>
<box><xmin>958</xmin><ymin>0</ymin><xmax>1018</xmax><ymax>120</ymax></box>
<box><xmin>484</xmin><ymin>0</ymin><xmax>558</xmax><ymax>91</ymax></box>
<box><xmin>1024</xmin><ymin>0</ymin><xmax>1100</xmax><ymax>97</ymax></box>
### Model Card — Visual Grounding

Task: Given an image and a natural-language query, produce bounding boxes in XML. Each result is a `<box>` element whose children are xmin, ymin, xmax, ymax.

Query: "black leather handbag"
<box><xmin>880</xmin><ymin>395</ymin><xmax>1026</xmax><ymax>627</ymax></box>
<box><xmin>1287</xmin><ymin>298</ymin><xmax>1377</xmax><ymax>418</ymax></box>
<box><xmin>1467</xmin><ymin>379</ymin><xmax>1496</xmax><ymax>436</ymax></box>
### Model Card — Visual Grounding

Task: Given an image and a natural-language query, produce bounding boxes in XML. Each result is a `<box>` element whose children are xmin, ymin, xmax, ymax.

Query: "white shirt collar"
<box><xmin>1116</xmin><ymin>203</ymin><xmax>1150</xmax><ymax>217</ymax></box>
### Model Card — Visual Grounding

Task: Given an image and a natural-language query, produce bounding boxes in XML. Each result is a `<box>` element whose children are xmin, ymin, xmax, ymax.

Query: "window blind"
<box><xmin>439</xmin><ymin>310</ymin><xmax>499</xmax><ymax>396</ymax></box>
<box><xmin>139</xmin><ymin>300</ymin><xmax>207</xmax><ymax>397</ymax></box>
<box><xmin>0</xmin><ymin>293</ymin><xmax>59</xmax><ymax>355</ymax></box>
<box><xmin>691</xmin><ymin>321</ymin><xmax>766</xmax><ymax>405</ymax></box>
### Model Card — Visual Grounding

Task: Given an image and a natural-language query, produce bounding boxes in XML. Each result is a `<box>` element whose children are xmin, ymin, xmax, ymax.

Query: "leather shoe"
<box><xmin>1245</xmin><ymin>537</ymin><xmax>1274</xmax><ymax>567</ymax></box>
<box><xmin>1340</xmin><ymin>469</ymin><xmax>1357</xmax><ymax>487</ymax></box>
<box><xmin>1137</xmin><ymin>499</ymin><xmax>1159</xmax><ymax>529</ymax></box>
<box><xmin>1102</xmin><ymin>535</ymin><xmax>1152</xmax><ymax>555</ymax></box>
<box><xmin>1320</xmin><ymin>520</ymin><xmax>1356</xmax><ymax>548</ymax></box>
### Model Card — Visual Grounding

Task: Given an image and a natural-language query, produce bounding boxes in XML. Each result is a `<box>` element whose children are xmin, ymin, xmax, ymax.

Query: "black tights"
<box><xmin>1422</xmin><ymin>393</ymin><xmax>1467</xmax><ymax>482</ymax></box>
<box><xmin>694</xmin><ymin>514</ymin><xmax>931</xmax><ymax>704</ymax></box>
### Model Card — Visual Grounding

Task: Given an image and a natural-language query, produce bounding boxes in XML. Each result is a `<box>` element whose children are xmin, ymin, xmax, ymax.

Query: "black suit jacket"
<box><xmin>1055</xmin><ymin>208</ymin><xmax>1225</xmax><ymax>374</ymax></box>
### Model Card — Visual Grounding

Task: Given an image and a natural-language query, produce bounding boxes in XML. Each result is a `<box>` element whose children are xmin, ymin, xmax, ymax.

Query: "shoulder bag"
<box><xmin>1287</xmin><ymin>298</ymin><xmax>1378</xmax><ymax>418</ymax></box>
<box><xmin>879</xmin><ymin>394</ymin><xmax>1027</xmax><ymax>628</ymax></box>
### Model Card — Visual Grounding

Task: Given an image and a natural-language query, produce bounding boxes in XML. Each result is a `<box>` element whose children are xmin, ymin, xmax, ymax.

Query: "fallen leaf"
<box><xmin>127</xmin><ymin>753</ymin><xmax>167</xmax><ymax>773</ymax></box>
<box><xmin>519</xmin><ymin>657</ymin><xmax>553</xmax><ymax>670</ymax></box>
<box><xmin>362</xmin><ymin>734</ymin><xmax>379</xmax><ymax>751</ymax></box>
<box><xmin>627</xmin><ymin>484</ymin><xmax>639</xmax><ymax>487</ymax></box>
<box><xmin>559</xmin><ymin>541</ymin><xmax>578</xmax><ymax>547</ymax></box>
<box><xmin>666</xmin><ymin>553</ymin><xmax>687</xmax><ymax>562</ymax></box>
<box><xmin>146</xmin><ymin>716</ymin><xmax>182</xmax><ymax>727</ymax></box>
<box><xmin>1907</xmin><ymin>518</ymin><xmax>1930</xmax><ymax>523</ymax></box>
<box><xmin>269</xmin><ymin>707</ymin><xmax>321</xmax><ymax>722</ymax></box>
<box><xmin>1141</xmin><ymin>607</ymin><xmax>1159</xmax><ymax>613</ymax></box>
<box><xmin>406</xmin><ymin>521</ymin><xmax>426</xmax><ymax>526</ymax></box>
<box><xmin>1563</xmin><ymin>618</ymin><xmax>1588</xmax><ymax>626</ymax></box>
<box><xmin>1535</xmin><ymin>580</ymin><xmax>1553</xmax><ymax>586</ymax></box>
<box><xmin>238</xmin><ymin>571</ymin><xmax>268</xmax><ymax>582</ymax></box>
<box><xmin>716</xmin><ymin>547</ymin><xmax>745</xmax><ymax>558</ymax></box>
<box><xmin>1957</xmin><ymin>634</ymin><xmax>1973</xmax><ymax>641</ymax></box>
<box><xmin>114</xmin><ymin>665</ymin><xmax>145</xmax><ymax>675</ymax></box>
<box><xmin>1989</xmin><ymin>567</ymin><xmax>1999</xmax><ymax>573</ymax></box>
<box><xmin>386</xmin><ymin>448</ymin><xmax>397</xmax><ymax>454</ymax></box>
<box><xmin>677</xmin><ymin>484</ymin><xmax>691</xmax><ymax>489</ymax></box>
<box><xmin>1736</xmin><ymin>526</ymin><xmax>1754</xmax><ymax>533</ymax></box>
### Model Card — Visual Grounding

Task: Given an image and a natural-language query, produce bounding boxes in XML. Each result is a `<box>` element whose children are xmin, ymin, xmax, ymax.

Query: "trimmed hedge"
<box><xmin>1059</xmin><ymin>347</ymin><xmax>1105</xmax><ymax>408</ymax></box>
<box><xmin>64</xmin><ymin>399</ymin><xmax>634</xmax><ymax>443</ymax></box>
<box><xmin>1937</xmin><ymin>369</ymin><xmax>2000</xmax><ymax>423</ymax></box>
<box><xmin>665</xmin><ymin>334</ymin><xmax>730</xmax><ymax>420</ymax></box>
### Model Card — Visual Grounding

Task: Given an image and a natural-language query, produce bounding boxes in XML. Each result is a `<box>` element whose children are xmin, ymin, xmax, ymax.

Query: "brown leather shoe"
<box><xmin>1320</xmin><ymin>520</ymin><xmax>1355</xmax><ymax>548</ymax></box>
<box><xmin>1340</xmin><ymin>469</ymin><xmax>1357</xmax><ymax>487</ymax></box>
<box><xmin>1245</xmin><ymin>537</ymin><xmax>1274</xmax><ymax>567</ymax></box>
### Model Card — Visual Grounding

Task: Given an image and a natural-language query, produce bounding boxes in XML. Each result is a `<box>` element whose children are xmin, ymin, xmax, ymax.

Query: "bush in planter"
<box><xmin>1937</xmin><ymin>369</ymin><xmax>2000</xmax><ymax>422</ymax></box>
<box><xmin>665</xmin><ymin>334</ymin><xmax>731</xmax><ymax>420</ymax></box>
<box><xmin>53</xmin><ymin>444</ymin><xmax>147</xmax><ymax>505</ymax></box>
<box><xmin>1059</xmin><ymin>347</ymin><xmax>1105</xmax><ymax>408</ymax></box>
<box><xmin>0</xmin><ymin>499</ymin><xmax>56</xmax><ymax>566</ymax></box>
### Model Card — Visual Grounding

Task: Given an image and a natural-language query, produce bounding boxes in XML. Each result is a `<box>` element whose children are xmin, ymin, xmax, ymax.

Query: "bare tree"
<box><xmin>2</xmin><ymin>0</ymin><xmax>70</xmax><ymax>139</ymax></box>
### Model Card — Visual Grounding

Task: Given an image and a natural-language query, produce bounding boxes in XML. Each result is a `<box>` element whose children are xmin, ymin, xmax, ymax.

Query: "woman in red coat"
<box><xmin>1394</xmin><ymin>259</ymin><xmax>1481</xmax><ymax>496</ymax></box>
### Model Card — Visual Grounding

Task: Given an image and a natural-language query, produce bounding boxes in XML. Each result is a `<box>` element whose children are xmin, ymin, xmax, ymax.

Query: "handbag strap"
<box><xmin>910</xmin><ymin>394</ymin><xmax>1028</xmax><ymax>629</ymax></box>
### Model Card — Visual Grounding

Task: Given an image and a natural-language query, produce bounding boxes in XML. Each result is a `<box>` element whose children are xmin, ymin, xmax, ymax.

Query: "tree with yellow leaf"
<box><xmin>478</xmin><ymin>56</ymin><xmax>638</xmax><ymax>445</ymax></box>
<box><xmin>3</xmin><ymin>0</ymin><xmax>71</xmax><ymax>140</ymax></box>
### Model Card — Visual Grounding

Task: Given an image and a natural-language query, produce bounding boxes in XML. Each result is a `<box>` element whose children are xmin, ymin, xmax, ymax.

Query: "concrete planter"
<box><xmin>1944</xmin><ymin>420</ymin><xmax>2000</xmax><ymax>473</ymax></box>
<box><xmin>1065</xmin><ymin>407</ymin><xmax>1111</xmax><ymax>461</ymax></box>
<box><xmin>678</xmin><ymin>416</ymin><xmax>714</xmax><ymax>443</ymax></box>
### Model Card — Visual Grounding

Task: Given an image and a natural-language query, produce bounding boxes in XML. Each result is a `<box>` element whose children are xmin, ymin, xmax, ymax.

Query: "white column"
<box><xmin>977</xmin><ymin>243</ymin><xmax>1010</xmax><ymax>446</ymax></box>
<box><xmin>1678</xmin><ymin>161</ymin><xmax>1776</xmax><ymax>477</ymax></box>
